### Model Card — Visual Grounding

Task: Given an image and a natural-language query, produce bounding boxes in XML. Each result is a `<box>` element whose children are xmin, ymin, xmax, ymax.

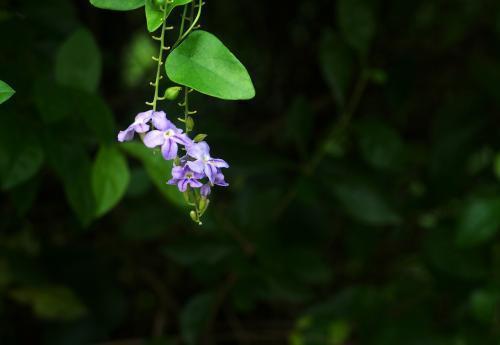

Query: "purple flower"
<box><xmin>168</xmin><ymin>165</ymin><xmax>204</xmax><ymax>192</ymax></box>
<box><xmin>143</xmin><ymin>112</ymin><xmax>192</xmax><ymax>160</ymax></box>
<box><xmin>117</xmin><ymin>110</ymin><xmax>154</xmax><ymax>142</ymax></box>
<box><xmin>201</xmin><ymin>171</ymin><xmax>229</xmax><ymax>197</ymax></box>
<box><xmin>186</xmin><ymin>141</ymin><xmax>229</xmax><ymax>183</ymax></box>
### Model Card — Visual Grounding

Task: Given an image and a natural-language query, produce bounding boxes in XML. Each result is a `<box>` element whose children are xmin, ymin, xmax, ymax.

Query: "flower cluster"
<box><xmin>118</xmin><ymin>110</ymin><xmax>229</xmax><ymax>222</ymax></box>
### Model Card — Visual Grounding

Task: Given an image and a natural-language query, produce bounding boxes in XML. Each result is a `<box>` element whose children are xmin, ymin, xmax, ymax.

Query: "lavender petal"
<box><xmin>161</xmin><ymin>139</ymin><xmax>178</xmax><ymax>160</ymax></box>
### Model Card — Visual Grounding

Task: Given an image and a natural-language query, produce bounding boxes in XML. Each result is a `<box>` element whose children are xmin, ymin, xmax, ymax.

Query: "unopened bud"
<box><xmin>198</xmin><ymin>197</ymin><xmax>209</xmax><ymax>214</ymax></box>
<box><xmin>189</xmin><ymin>210</ymin><xmax>198</xmax><ymax>223</ymax></box>
<box><xmin>186</xmin><ymin>116</ymin><xmax>194</xmax><ymax>132</ymax></box>
<box><xmin>193</xmin><ymin>134</ymin><xmax>207</xmax><ymax>143</ymax></box>
<box><xmin>164</xmin><ymin>86</ymin><xmax>182</xmax><ymax>100</ymax></box>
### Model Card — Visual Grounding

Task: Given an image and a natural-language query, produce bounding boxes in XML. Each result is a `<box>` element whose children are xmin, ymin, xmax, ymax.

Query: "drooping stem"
<box><xmin>177</xmin><ymin>1</ymin><xmax>199</xmax><ymax>134</ymax></box>
<box><xmin>174</xmin><ymin>0</ymin><xmax>203</xmax><ymax>49</ymax></box>
<box><xmin>147</xmin><ymin>3</ymin><xmax>172</xmax><ymax>111</ymax></box>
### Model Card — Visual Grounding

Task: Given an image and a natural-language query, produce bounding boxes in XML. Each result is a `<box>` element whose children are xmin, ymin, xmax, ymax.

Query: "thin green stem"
<box><xmin>173</xmin><ymin>0</ymin><xmax>203</xmax><ymax>48</ymax></box>
<box><xmin>177</xmin><ymin>4</ymin><xmax>188</xmax><ymax>42</ymax></box>
<box><xmin>149</xmin><ymin>4</ymin><xmax>171</xmax><ymax>111</ymax></box>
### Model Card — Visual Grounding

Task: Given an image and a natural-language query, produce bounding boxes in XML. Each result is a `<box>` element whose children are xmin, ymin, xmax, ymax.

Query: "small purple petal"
<box><xmin>117</xmin><ymin>128</ymin><xmax>135</xmax><ymax>142</ymax></box>
<box><xmin>210</xmin><ymin>158</ymin><xmax>229</xmax><ymax>169</ymax></box>
<box><xmin>171</xmin><ymin>166</ymin><xmax>185</xmax><ymax>179</ymax></box>
<box><xmin>167</xmin><ymin>178</ymin><xmax>177</xmax><ymax>185</ymax></box>
<box><xmin>189</xmin><ymin>179</ymin><xmax>203</xmax><ymax>189</ymax></box>
<box><xmin>161</xmin><ymin>139</ymin><xmax>178</xmax><ymax>160</ymax></box>
<box><xmin>204</xmin><ymin>163</ymin><xmax>217</xmax><ymax>183</ymax></box>
<box><xmin>201</xmin><ymin>184</ymin><xmax>211</xmax><ymax>197</ymax></box>
<box><xmin>134</xmin><ymin>123</ymin><xmax>150</xmax><ymax>133</ymax></box>
<box><xmin>143</xmin><ymin>130</ymin><xmax>165</xmax><ymax>148</ymax></box>
<box><xmin>152</xmin><ymin>111</ymin><xmax>172</xmax><ymax>131</ymax></box>
<box><xmin>178</xmin><ymin>179</ymin><xmax>189</xmax><ymax>192</ymax></box>
<box><xmin>135</xmin><ymin>110</ymin><xmax>153</xmax><ymax>123</ymax></box>
<box><xmin>214</xmin><ymin>173</ymin><xmax>229</xmax><ymax>187</ymax></box>
<box><xmin>188</xmin><ymin>141</ymin><xmax>210</xmax><ymax>160</ymax></box>
<box><xmin>186</xmin><ymin>160</ymin><xmax>205</xmax><ymax>173</ymax></box>
<box><xmin>172</xmin><ymin>133</ymin><xmax>193</xmax><ymax>146</ymax></box>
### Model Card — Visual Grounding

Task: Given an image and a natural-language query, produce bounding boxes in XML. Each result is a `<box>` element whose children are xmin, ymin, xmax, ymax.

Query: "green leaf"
<box><xmin>145</xmin><ymin>0</ymin><xmax>191</xmax><ymax>33</ymax></box>
<box><xmin>90</xmin><ymin>0</ymin><xmax>144</xmax><ymax>11</ymax></box>
<box><xmin>10</xmin><ymin>286</ymin><xmax>87</xmax><ymax>321</ymax></box>
<box><xmin>469</xmin><ymin>289</ymin><xmax>500</xmax><ymax>324</ymax></box>
<box><xmin>92</xmin><ymin>146</ymin><xmax>130</xmax><ymax>217</ymax></box>
<box><xmin>56</xmin><ymin>28</ymin><xmax>102</xmax><ymax>93</ymax></box>
<box><xmin>145</xmin><ymin>0</ymin><xmax>163</xmax><ymax>32</ymax></box>
<box><xmin>0</xmin><ymin>120</ymin><xmax>44</xmax><ymax>191</ymax></box>
<box><xmin>319</xmin><ymin>30</ymin><xmax>354</xmax><ymax>107</ymax></box>
<box><xmin>0</xmin><ymin>80</ymin><xmax>15</xmax><ymax>104</ymax></box>
<box><xmin>45</xmin><ymin>131</ymin><xmax>96</xmax><ymax>226</ymax></box>
<box><xmin>337</xmin><ymin>0</ymin><xmax>376</xmax><ymax>56</ymax></box>
<box><xmin>356</xmin><ymin>120</ymin><xmax>406</xmax><ymax>172</ymax></box>
<box><xmin>120</xmin><ymin>142</ymin><xmax>185</xmax><ymax>207</ymax></box>
<box><xmin>494</xmin><ymin>152</ymin><xmax>500</xmax><ymax>180</ymax></box>
<box><xmin>180</xmin><ymin>292</ymin><xmax>216</xmax><ymax>345</ymax></box>
<box><xmin>456</xmin><ymin>198</ymin><xmax>500</xmax><ymax>247</ymax></box>
<box><xmin>76</xmin><ymin>92</ymin><xmax>117</xmax><ymax>143</ymax></box>
<box><xmin>166</xmin><ymin>30</ymin><xmax>255</xmax><ymax>100</ymax></box>
<box><xmin>331</xmin><ymin>179</ymin><xmax>401</xmax><ymax>226</ymax></box>
<box><xmin>122</xmin><ymin>32</ymin><xmax>157</xmax><ymax>87</ymax></box>
<box><xmin>1</xmin><ymin>145</ymin><xmax>44</xmax><ymax>191</ymax></box>
<box><xmin>34</xmin><ymin>79</ymin><xmax>77</xmax><ymax>123</ymax></box>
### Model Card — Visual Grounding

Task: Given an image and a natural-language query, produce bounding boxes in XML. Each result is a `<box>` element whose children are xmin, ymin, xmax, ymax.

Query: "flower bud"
<box><xmin>190</xmin><ymin>210</ymin><xmax>198</xmax><ymax>222</ymax></box>
<box><xmin>193</xmin><ymin>134</ymin><xmax>207</xmax><ymax>143</ymax></box>
<box><xmin>186</xmin><ymin>116</ymin><xmax>195</xmax><ymax>132</ymax></box>
<box><xmin>164</xmin><ymin>86</ymin><xmax>182</xmax><ymax>100</ymax></box>
<box><xmin>198</xmin><ymin>197</ymin><xmax>210</xmax><ymax>215</ymax></box>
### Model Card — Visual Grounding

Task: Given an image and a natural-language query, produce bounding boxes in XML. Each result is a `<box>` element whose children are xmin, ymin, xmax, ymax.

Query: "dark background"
<box><xmin>1</xmin><ymin>0</ymin><xmax>500</xmax><ymax>344</ymax></box>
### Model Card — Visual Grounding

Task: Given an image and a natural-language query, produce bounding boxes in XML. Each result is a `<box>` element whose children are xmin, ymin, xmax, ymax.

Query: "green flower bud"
<box><xmin>164</xmin><ymin>86</ymin><xmax>182</xmax><ymax>100</ymax></box>
<box><xmin>186</xmin><ymin>116</ymin><xmax>195</xmax><ymax>132</ymax></box>
<box><xmin>190</xmin><ymin>210</ymin><xmax>198</xmax><ymax>223</ymax></box>
<box><xmin>198</xmin><ymin>197</ymin><xmax>209</xmax><ymax>215</ymax></box>
<box><xmin>193</xmin><ymin>134</ymin><xmax>207</xmax><ymax>143</ymax></box>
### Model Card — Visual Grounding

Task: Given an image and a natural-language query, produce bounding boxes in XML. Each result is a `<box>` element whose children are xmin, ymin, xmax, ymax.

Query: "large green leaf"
<box><xmin>356</xmin><ymin>120</ymin><xmax>406</xmax><ymax>172</ymax></box>
<box><xmin>122</xmin><ymin>33</ymin><xmax>157</xmax><ymax>87</ymax></box>
<box><xmin>0</xmin><ymin>118</ymin><xmax>44</xmax><ymax>191</ymax></box>
<box><xmin>337</xmin><ymin>0</ymin><xmax>376</xmax><ymax>56</ymax></box>
<box><xmin>90</xmin><ymin>0</ymin><xmax>144</xmax><ymax>11</ymax></box>
<box><xmin>145</xmin><ymin>0</ymin><xmax>192</xmax><ymax>33</ymax></box>
<box><xmin>319</xmin><ymin>30</ymin><xmax>354</xmax><ymax>107</ymax></box>
<box><xmin>331</xmin><ymin>179</ymin><xmax>401</xmax><ymax>226</ymax></box>
<box><xmin>45</xmin><ymin>130</ymin><xmax>96</xmax><ymax>227</ymax></box>
<box><xmin>55</xmin><ymin>28</ymin><xmax>102</xmax><ymax>93</ymax></box>
<box><xmin>0</xmin><ymin>80</ymin><xmax>15</xmax><ymax>104</ymax></box>
<box><xmin>92</xmin><ymin>146</ymin><xmax>130</xmax><ymax>217</ymax></box>
<box><xmin>166</xmin><ymin>30</ymin><xmax>255</xmax><ymax>100</ymax></box>
<box><xmin>1</xmin><ymin>145</ymin><xmax>44</xmax><ymax>191</ymax></box>
<box><xmin>456</xmin><ymin>198</ymin><xmax>500</xmax><ymax>247</ymax></box>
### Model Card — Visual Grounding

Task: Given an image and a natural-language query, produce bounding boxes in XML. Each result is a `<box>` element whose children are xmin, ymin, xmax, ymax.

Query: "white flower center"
<box><xmin>163</xmin><ymin>129</ymin><xmax>174</xmax><ymax>139</ymax></box>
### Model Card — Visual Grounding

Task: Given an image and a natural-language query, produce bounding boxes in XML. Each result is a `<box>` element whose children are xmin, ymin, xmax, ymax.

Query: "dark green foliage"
<box><xmin>1</xmin><ymin>0</ymin><xmax>500</xmax><ymax>344</ymax></box>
